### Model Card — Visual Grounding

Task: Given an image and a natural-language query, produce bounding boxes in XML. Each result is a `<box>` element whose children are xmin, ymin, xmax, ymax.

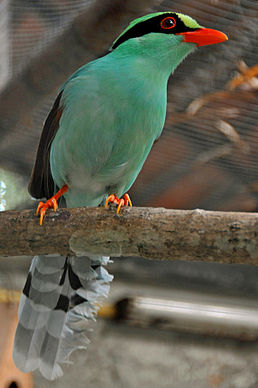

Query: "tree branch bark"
<box><xmin>0</xmin><ymin>207</ymin><xmax>257</xmax><ymax>264</ymax></box>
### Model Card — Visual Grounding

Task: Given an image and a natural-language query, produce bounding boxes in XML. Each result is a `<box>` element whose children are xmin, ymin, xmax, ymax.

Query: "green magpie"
<box><xmin>13</xmin><ymin>12</ymin><xmax>227</xmax><ymax>380</ymax></box>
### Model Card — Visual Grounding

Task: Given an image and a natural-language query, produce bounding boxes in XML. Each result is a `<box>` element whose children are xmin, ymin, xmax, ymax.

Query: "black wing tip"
<box><xmin>28</xmin><ymin>91</ymin><xmax>63</xmax><ymax>200</ymax></box>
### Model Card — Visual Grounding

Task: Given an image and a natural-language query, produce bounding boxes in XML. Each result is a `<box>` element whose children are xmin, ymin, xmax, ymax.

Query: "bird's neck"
<box><xmin>108</xmin><ymin>36</ymin><xmax>195</xmax><ymax>82</ymax></box>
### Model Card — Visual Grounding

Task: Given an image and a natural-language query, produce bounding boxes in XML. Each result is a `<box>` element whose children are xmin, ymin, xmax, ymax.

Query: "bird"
<box><xmin>13</xmin><ymin>11</ymin><xmax>227</xmax><ymax>380</ymax></box>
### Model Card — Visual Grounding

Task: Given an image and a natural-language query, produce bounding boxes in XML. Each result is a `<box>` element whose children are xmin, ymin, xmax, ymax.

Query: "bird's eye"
<box><xmin>160</xmin><ymin>16</ymin><xmax>176</xmax><ymax>30</ymax></box>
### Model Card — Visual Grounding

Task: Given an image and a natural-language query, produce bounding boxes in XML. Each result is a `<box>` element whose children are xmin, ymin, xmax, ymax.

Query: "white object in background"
<box><xmin>0</xmin><ymin>181</ymin><xmax>6</xmax><ymax>211</ymax></box>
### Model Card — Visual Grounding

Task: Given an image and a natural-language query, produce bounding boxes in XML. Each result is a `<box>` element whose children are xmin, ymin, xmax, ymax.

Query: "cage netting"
<box><xmin>0</xmin><ymin>0</ymin><xmax>257</xmax><ymax>212</ymax></box>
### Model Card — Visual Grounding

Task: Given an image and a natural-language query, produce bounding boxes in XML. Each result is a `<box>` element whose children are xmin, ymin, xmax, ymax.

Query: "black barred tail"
<box><xmin>13</xmin><ymin>254</ymin><xmax>113</xmax><ymax>380</ymax></box>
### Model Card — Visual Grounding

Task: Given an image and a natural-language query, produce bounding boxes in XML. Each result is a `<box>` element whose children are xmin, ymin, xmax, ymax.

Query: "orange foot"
<box><xmin>36</xmin><ymin>184</ymin><xmax>69</xmax><ymax>225</ymax></box>
<box><xmin>105</xmin><ymin>193</ymin><xmax>132</xmax><ymax>214</ymax></box>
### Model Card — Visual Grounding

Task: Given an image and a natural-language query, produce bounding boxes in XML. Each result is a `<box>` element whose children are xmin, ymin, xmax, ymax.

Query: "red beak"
<box><xmin>177</xmin><ymin>28</ymin><xmax>228</xmax><ymax>47</ymax></box>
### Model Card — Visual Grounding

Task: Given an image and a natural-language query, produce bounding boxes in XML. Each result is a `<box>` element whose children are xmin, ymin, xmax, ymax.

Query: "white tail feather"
<box><xmin>13</xmin><ymin>254</ymin><xmax>112</xmax><ymax>380</ymax></box>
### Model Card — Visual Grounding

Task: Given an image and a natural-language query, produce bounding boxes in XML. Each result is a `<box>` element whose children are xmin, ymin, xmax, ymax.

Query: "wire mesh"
<box><xmin>0</xmin><ymin>0</ymin><xmax>257</xmax><ymax>211</ymax></box>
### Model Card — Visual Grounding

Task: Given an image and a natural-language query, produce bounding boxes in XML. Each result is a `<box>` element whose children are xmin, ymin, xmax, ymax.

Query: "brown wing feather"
<box><xmin>28</xmin><ymin>91</ymin><xmax>63</xmax><ymax>199</ymax></box>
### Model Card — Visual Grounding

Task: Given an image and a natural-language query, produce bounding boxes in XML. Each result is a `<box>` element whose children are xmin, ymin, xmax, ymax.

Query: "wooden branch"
<box><xmin>0</xmin><ymin>207</ymin><xmax>257</xmax><ymax>264</ymax></box>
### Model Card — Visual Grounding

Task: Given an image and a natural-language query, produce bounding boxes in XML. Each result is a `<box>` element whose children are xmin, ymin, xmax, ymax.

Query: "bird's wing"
<box><xmin>28</xmin><ymin>91</ymin><xmax>63</xmax><ymax>199</ymax></box>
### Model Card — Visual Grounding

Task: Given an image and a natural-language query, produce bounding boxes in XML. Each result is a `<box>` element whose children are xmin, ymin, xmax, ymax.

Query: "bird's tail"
<box><xmin>13</xmin><ymin>254</ymin><xmax>113</xmax><ymax>380</ymax></box>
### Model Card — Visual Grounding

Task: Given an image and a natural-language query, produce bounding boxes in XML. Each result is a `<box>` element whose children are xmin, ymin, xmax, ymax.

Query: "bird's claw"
<box><xmin>35</xmin><ymin>184</ymin><xmax>69</xmax><ymax>226</ymax></box>
<box><xmin>36</xmin><ymin>198</ymin><xmax>58</xmax><ymax>226</ymax></box>
<box><xmin>105</xmin><ymin>193</ymin><xmax>132</xmax><ymax>214</ymax></box>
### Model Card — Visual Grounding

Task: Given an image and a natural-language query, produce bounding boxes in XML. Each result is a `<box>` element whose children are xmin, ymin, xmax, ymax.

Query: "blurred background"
<box><xmin>0</xmin><ymin>0</ymin><xmax>258</xmax><ymax>387</ymax></box>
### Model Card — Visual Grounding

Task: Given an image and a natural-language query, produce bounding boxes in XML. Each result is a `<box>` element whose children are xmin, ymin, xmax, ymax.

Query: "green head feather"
<box><xmin>112</xmin><ymin>12</ymin><xmax>202</xmax><ymax>49</ymax></box>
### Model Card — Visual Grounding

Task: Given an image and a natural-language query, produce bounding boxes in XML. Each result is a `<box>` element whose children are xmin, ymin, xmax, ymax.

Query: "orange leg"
<box><xmin>36</xmin><ymin>184</ymin><xmax>69</xmax><ymax>225</ymax></box>
<box><xmin>105</xmin><ymin>193</ymin><xmax>132</xmax><ymax>214</ymax></box>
